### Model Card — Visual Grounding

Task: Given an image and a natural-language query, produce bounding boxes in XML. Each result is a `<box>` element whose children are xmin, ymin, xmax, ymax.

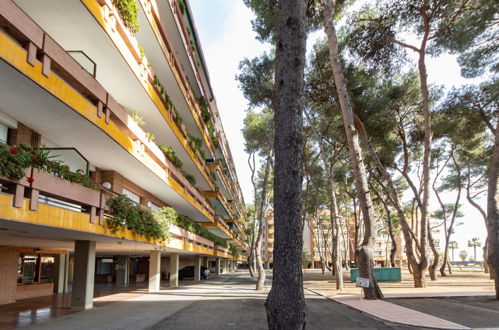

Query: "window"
<box><xmin>123</xmin><ymin>188</ymin><xmax>140</xmax><ymax>205</ymax></box>
<box><xmin>96</xmin><ymin>258</ymin><xmax>113</xmax><ymax>275</ymax></box>
<box><xmin>0</xmin><ymin>122</ymin><xmax>8</xmax><ymax>144</ymax></box>
<box><xmin>149</xmin><ymin>202</ymin><xmax>161</xmax><ymax>211</ymax></box>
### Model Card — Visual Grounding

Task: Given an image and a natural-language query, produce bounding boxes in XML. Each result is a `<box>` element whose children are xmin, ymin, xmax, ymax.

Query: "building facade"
<box><xmin>0</xmin><ymin>0</ymin><xmax>245</xmax><ymax>308</ymax></box>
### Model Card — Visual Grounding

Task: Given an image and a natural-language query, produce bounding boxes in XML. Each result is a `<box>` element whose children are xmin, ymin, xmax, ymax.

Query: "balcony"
<box><xmin>203</xmin><ymin>189</ymin><xmax>234</xmax><ymax>221</ymax></box>
<box><xmin>201</xmin><ymin>216</ymin><xmax>233</xmax><ymax>240</ymax></box>
<box><xmin>0</xmin><ymin>7</ymin><xmax>214</xmax><ymax>223</ymax></box>
<box><xmin>0</xmin><ymin>168</ymin><xmax>234</xmax><ymax>256</ymax></box>
<box><xmin>206</xmin><ymin>160</ymin><xmax>235</xmax><ymax>202</ymax></box>
<box><xmin>135</xmin><ymin>0</ymin><xmax>216</xmax><ymax>160</ymax></box>
<box><xmin>12</xmin><ymin>0</ymin><xmax>215</xmax><ymax>192</ymax></box>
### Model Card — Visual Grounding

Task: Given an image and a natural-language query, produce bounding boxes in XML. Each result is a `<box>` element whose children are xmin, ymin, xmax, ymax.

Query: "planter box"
<box><xmin>31</xmin><ymin>169</ymin><xmax>100</xmax><ymax>207</ymax></box>
<box><xmin>350</xmin><ymin>267</ymin><xmax>401</xmax><ymax>282</ymax></box>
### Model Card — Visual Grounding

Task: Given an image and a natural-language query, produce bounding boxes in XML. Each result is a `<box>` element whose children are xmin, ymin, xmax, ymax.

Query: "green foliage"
<box><xmin>198</xmin><ymin>97</ymin><xmax>211</xmax><ymax>123</ymax></box>
<box><xmin>242</xmin><ymin>109</ymin><xmax>272</xmax><ymax>156</ymax></box>
<box><xmin>153</xmin><ymin>75</ymin><xmax>180</xmax><ymax>124</ymax></box>
<box><xmin>187</xmin><ymin>134</ymin><xmax>205</xmax><ymax>159</ymax></box>
<box><xmin>181</xmin><ymin>170</ymin><xmax>196</xmax><ymax>185</ymax></box>
<box><xmin>107</xmin><ymin>195</ymin><xmax>172</xmax><ymax>240</ymax></box>
<box><xmin>242</xmin><ymin>0</ymin><xmax>323</xmax><ymax>43</ymax></box>
<box><xmin>145</xmin><ymin>132</ymin><xmax>155</xmax><ymax>142</ymax></box>
<box><xmin>159</xmin><ymin>145</ymin><xmax>183</xmax><ymax>169</ymax></box>
<box><xmin>237</xmin><ymin>53</ymin><xmax>275</xmax><ymax>108</ymax></box>
<box><xmin>468</xmin><ymin>237</ymin><xmax>481</xmax><ymax>248</ymax></box>
<box><xmin>178</xmin><ymin>0</ymin><xmax>186</xmax><ymax>15</ymax></box>
<box><xmin>112</xmin><ymin>0</ymin><xmax>140</xmax><ymax>34</ymax></box>
<box><xmin>160</xmin><ymin>206</ymin><xmax>229</xmax><ymax>248</ymax></box>
<box><xmin>229</xmin><ymin>244</ymin><xmax>239</xmax><ymax>258</ymax></box>
<box><xmin>130</xmin><ymin>109</ymin><xmax>145</xmax><ymax>127</ymax></box>
<box><xmin>0</xmin><ymin>144</ymin><xmax>98</xmax><ymax>190</ymax></box>
<box><xmin>206</xmin><ymin>122</ymin><xmax>217</xmax><ymax>146</ymax></box>
<box><xmin>0</xmin><ymin>144</ymin><xmax>50</xmax><ymax>179</ymax></box>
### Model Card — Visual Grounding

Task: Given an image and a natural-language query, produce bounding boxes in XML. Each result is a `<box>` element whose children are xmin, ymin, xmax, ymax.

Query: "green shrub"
<box><xmin>107</xmin><ymin>195</ymin><xmax>171</xmax><ymax>240</ymax></box>
<box><xmin>160</xmin><ymin>206</ymin><xmax>229</xmax><ymax>248</ymax></box>
<box><xmin>159</xmin><ymin>145</ymin><xmax>183</xmax><ymax>169</ymax></box>
<box><xmin>187</xmin><ymin>134</ymin><xmax>205</xmax><ymax>159</ymax></box>
<box><xmin>112</xmin><ymin>0</ymin><xmax>140</xmax><ymax>34</ymax></box>
<box><xmin>0</xmin><ymin>144</ymin><xmax>98</xmax><ymax>190</ymax></box>
<box><xmin>181</xmin><ymin>170</ymin><xmax>196</xmax><ymax>185</ymax></box>
<box><xmin>198</xmin><ymin>97</ymin><xmax>211</xmax><ymax>123</ymax></box>
<box><xmin>130</xmin><ymin>109</ymin><xmax>145</xmax><ymax>127</ymax></box>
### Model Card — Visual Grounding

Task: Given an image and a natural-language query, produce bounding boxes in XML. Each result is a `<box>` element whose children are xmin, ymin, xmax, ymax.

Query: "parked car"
<box><xmin>178</xmin><ymin>266</ymin><xmax>210</xmax><ymax>280</ymax></box>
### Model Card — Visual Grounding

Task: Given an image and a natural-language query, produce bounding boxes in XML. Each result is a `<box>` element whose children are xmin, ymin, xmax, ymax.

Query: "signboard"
<box><xmin>355</xmin><ymin>277</ymin><xmax>370</xmax><ymax>288</ymax></box>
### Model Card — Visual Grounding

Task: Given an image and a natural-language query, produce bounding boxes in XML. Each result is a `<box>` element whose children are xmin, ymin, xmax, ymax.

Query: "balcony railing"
<box><xmin>133</xmin><ymin>0</ymin><xmax>216</xmax><ymax>157</ymax></box>
<box><xmin>0</xmin><ymin>2</ymin><xmax>215</xmax><ymax>219</ymax></box>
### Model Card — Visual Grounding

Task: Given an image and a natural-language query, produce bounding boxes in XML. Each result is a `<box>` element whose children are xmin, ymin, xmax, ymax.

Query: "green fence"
<box><xmin>350</xmin><ymin>267</ymin><xmax>401</xmax><ymax>282</ymax></box>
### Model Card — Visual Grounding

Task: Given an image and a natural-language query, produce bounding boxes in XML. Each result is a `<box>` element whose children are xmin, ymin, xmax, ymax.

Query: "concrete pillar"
<box><xmin>71</xmin><ymin>241</ymin><xmax>96</xmax><ymax>309</ymax></box>
<box><xmin>64</xmin><ymin>253</ymin><xmax>70</xmax><ymax>291</ymax></box>
<box><xmin>194</xmin><ymin>256</ymin><xmax>202</xmax><ymax>281</ymax></box>
<box><xmin>148</xmin><ymin>250</ymin><xmax>161</xmax><ymax>292</ymax></box>
<box><xmin>53</xmin><ymin>253</ymin><xmax>68</xmax><ymax>294</ymax></box>
<box><xmin>170</xmin><ymin>253</ymin><xmax>179</xmax><ymax>288</ymax></box>
<box><xmin>203</xmin><ymin>257</ymin><xmax>209</xmax><ymax>269</ymax></box>
<box><xmin>116</xmin><ymin>256</ymin><xmax>129</xmax><ymax>286</ymax></box>
<box><xmin>216</xmin><ymin>258</ymin><xmax>221</xmax><ymax>275</ymax></box>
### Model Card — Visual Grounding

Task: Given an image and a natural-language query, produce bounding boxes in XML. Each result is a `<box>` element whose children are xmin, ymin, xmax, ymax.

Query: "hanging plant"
<box><xmin>112</xmin><ymin>0</ymin><xmax>140</xmax><ymax>34</ymax></box>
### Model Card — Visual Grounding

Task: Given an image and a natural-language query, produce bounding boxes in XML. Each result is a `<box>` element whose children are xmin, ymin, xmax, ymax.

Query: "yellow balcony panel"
<box><xmin>136</xmin><ymin>0</ymin><xmax>216</xmax><ymax>158</ymax></box>
<box><xmin>203</xmin><ymin>190</ymin><xmax>234</xmax><ymax>221</ymax></box>
<box><xmin>201</xmin><ymin>217</ymin><xmax>232</xmax><ymax>240</ymax></box>
<box><xmin>13</xmin><ymin>0</ymin><xmax>215</xmax><ymax>192</ymax></box>
<box><xmin>0</xmin><ymin>28</ymin><xmax>213</xmax><ymax>223</ymax></box>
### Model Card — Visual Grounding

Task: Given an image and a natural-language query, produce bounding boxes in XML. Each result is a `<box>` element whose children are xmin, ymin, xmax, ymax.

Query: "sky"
<box><xmin>189</xmin><ymin>1</ymin><xmax>488</xmax><ymax>261</ymax></box>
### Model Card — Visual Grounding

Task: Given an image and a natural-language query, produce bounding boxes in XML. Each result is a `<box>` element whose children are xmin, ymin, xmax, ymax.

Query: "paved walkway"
<box><xmin>303</xmin><ymin>269</ymin><xmax>496</xmax><ymax>329</ymax></box>
<box><xmin>388</xmin><ymin>296</ymin><xmax>499</xmax><ymax>329</ymax></box>
<box><xmin>23</xmin><ymin>271</ymin><xmax>415</xmax><ymax>330</ymax></box>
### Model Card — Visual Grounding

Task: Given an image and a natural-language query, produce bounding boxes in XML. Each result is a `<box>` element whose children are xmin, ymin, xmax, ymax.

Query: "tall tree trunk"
<box><xmin>248</xmin><ymin>251</ymin><xmax>255</xmax><ymax>277</ymax></box>
<box><xmin>256</xmin><ymin>157</ymin><xmax>271</xmax><ymax>290</ymax></box>
<box><xmin>322</xmin><ymin>0</ymin><xmax>382</xmax><ymax>299</ymax></box>
<box><xmin>266</xmin><ymin>0</ymin><xmax>307</xmax><ymax>327</ymax></box>
<box><xmin>428</xmin><ymin>223</ymin><xmax>439</xmax><ymax>281</ymax></box>
<box><xmin>355</xmin><ymin>115</ymin><xmax>423</xmax><ymax>287</ymax></box>
<box><xmin>483</xmin><ymin>240</ymin><xmax>489</xmax><ymax>274</ymax></box>
<box><xmin>466</xmin><ymin>168</ymin><xmax>490</xmax><ymax>275</ymax></box>
<box><xmin>378</xmin><ymin>194</ymin><xmax>397</xmax><ymax>268</ymax></box>
<box><xmin>439</xmin><ymin>156</ymin><xmax>462</xmax><ymax>277</ymax></box>
<box><xmin>487</xmin><ymin>116</ymin><xmax>499</xmax><ymax>299</ymax></box>
<box><xmin>415</xmin><ymin>20</ymin><xmax>432</xmax><ymax>288</ymax></box>
<box><xmin>329</xmin><ymin>177</ymin><xmax>343</xmax><ymax>290</ymax></box>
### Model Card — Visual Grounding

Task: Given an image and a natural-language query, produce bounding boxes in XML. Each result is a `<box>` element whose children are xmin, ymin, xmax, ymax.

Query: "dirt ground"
<box><xmin>302</xmin><ymin>268</ymin><xmax>495</xmax><ymax>297</ymax></box>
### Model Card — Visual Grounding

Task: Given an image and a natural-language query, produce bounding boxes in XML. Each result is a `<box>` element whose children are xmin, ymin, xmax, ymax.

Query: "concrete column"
<box><xmin>71</xmin><ymin>240</ymin><xmax>96</xmax><ymax>309</ymax></box>
<box><xmin>203</xmin><ymin>257</ymin><xmax>209</xmax><ymax>269</ymax></box>
<box><xmin>194</xmin><ymin>256</ymin><xmax>202</xmax><ymax>281</ymax></box>
<box><xmin>216</xmin><ymin>258</ymin><xmax>221</xmax><ymax>275</ymax></box>
<box><xmin>170</xmin><ymin>253</ymin><xmax>179</xmax><ymax>288</ymax></box>
<box><xmin>53</xmin><ymin>253</ymin><xmax>68</xmax><ymax>294</ymax></box>
<box><xmin>116</xmin><ymin>256</ymin><xmax>129</xmax><ymax>286</ymax></box>
<box><xmin>64</xmin><ymin>253</ymin><xmax>70</xmax><ymax>292</ymax></box>
<box><xmin>148</xmin><ymin>250</ymin><xmax>161</xmax><ymax>292</ymax></box>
